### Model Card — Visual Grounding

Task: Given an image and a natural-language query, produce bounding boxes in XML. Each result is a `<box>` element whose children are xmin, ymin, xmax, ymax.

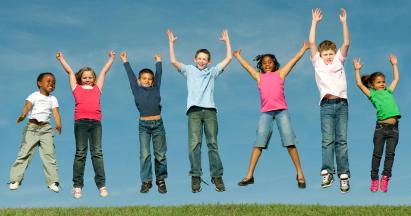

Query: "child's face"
<box><xmin>371</xmin><ymin>76</ymin><xmax>386</xmax><ymax>90</ymax></box>
<box><xmin>138</xmin><ymin>73</ymin><xmax>154</xmax><ymax>87</ymax></box>
<box><xmin>81</xmin><ymin>71</ymin><xmax>95</xmax><ymax>86</ymax></box>
<box><xmin>194</xmin><ymin>52</ymin><xmax>210</xmax><ymax>70</ymax></box>
<box><xmin>261</xmin><ymin>56</ymin><xmax>275</xmax><ymax>72</ymax></box>
<box><xmin>38</xmin><ymin>75</ymin><xmax>56</xmax><ymax>94</ymax></box>
<box><xmin>320</xmin><ymin>49</ymin><xmax>336</xmax><ymax>65</ymax></box>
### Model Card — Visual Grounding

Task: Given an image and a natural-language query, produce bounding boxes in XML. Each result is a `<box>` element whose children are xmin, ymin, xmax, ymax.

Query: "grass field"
<box><xmin>1</xmin><ymin>204</ymin><xmax>411</xmax><ymax>216</ymax></box>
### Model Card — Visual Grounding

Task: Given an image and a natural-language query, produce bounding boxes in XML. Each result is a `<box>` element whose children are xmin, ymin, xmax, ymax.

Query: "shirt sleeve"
<box><xmin>154</xmin><ymin>62</ymin><xmax>162</xmax><ymax>89</ymax></box>
<box><xmin>51</xmin><ymin>96</ymin><xmax>59</xmax><ymax>108</ymax></box>
<box><xmin>211</xmin><ymin>63</ymin><xmax>223</xmax><ymax>77</ymax></box>
<box><xmin>178</xmin><ymin>63</ymin><xmax>188</xmax><ymax>77</ymax></box>
<box><xmin>310</xmin><ymin>52</ymin><xmax>320</xmax><ymax>65</ymax></box>
<box><xmin>26</xmin><ymin>92</ymin><xmax>37</xmax><ymax>103</ymax></box>
<box><xmin>336</xmin><ymin>49</ymin><xmax>345</xmax><ymax>63</ymax></box>
<box><xmin>123</xmin><ymin>62</ymin><xmax>140</xmax><ymax>97</ymax></box>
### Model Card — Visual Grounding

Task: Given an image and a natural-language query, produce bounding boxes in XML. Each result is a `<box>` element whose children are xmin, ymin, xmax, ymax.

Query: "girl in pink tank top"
<box><xmin>233</xmin><ymin>42</ymin><xmax>309</xmax><ymax>189</ymax></box>
<box><xmin>56</xmin><ymin>51</ymin><xmax>115</xmax><ymax>199</ymax></box>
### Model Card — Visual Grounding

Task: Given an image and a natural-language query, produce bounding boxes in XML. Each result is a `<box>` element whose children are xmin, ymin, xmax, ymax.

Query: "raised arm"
<box><xmin>56</xmin><ymin>52</ymin><xmax>77</xmax><ymax>90</ymax></box>
<box><xmin>309</xmin><ymin>8</ymin><xmax>322</xmax><ymax>58</ymax></box>
<box><xmin>388</xmin><ymin>54</ymin><xmax>399</xmax><ymax>92</ymax></box>
<box><xmin>339</xmin><ymin>8</ymin><xmax>350</xmax><ymax>57</ymax></box>
<box><xmin>154</xmin><ymin>54</ymin><xmax>162</xmax><ymax>88</ymax></box>
<box><xmin>96</xmin><ymin>50</ymin><xmax>115</xmax><ymax>90</ymax></box>
<box><xmin>278</xmin><ymin>41</ymin><xmax>310</xmax><ymax>79</ymax></box>
<box><xmin>353</xmin><ymin>58</ymin><xmax>370</xmax><ymax>97</ymax></box>
<box><xmin>167</xmin><ymin>29</ymin><xmax>182</xmax><ymax>71</ymax></box>
<box><xmin>16</xmin><ymin>101</ymin><xmax>33</xmax><ymax>123</ymax></box>
<box><xmin>52</xmin><ymin>107</ymin><xmax>62</xmax><ymax>135</ymax></box>
<box><xmin>217</xmin><ymin>30</ymin><xmax>232</xmax><ymax>70</ymax></box>
<box><xmin>233</xmin><ymin>49</ymin><xmax>260</xmax><ymax>82</ymax></box>
<box><xmin>120</xmin><ymin>51</ymin><xmax>139</xmax><ymax>96</ymax></box>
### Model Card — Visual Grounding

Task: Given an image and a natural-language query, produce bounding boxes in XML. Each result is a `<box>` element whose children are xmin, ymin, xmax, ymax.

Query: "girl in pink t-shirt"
<box><xmin>57</xmin><ymin>51</ymin><xmax>115</xmax><ymax>199</ymax></box>
<box><xmin>233</xmin><ymin>42</ymin><xmax>309</xmax><ymax>188</ymax></box>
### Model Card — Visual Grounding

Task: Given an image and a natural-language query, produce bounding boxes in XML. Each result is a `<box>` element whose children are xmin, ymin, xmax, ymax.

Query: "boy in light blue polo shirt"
<box><xmin>167</xmin><ymin>29</ymin><xmax>232</xmax><ymax>193</ymax></box>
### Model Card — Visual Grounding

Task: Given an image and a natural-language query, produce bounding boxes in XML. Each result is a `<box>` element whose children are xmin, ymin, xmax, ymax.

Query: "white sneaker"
<box><xmin>321</xmin><ymin>170</ymin><xmax>333</xmax><ymax>188</ymax></box>
<box><xmin>72</xmin><ymin>187</ymin><xmax>82</xmax><ymax>199</ymax></box>
<box><xmin>99</xmin><ymin>186</ymin><xmax>109</xmax><ymax>197</ymax></box>
<box><xmin>48</xmin><ymin>182</ymin><xmax>60</xmax><ymax>193</ymax></box>
<box><xmin>340</xmin><ymin>174</ymin><xmax>350</xmax><ymax>193</ymax></box>
<box><xmin>9</xmin><ymin>181</ymin><xmax>19</xmax><ymax>190</ymax></box>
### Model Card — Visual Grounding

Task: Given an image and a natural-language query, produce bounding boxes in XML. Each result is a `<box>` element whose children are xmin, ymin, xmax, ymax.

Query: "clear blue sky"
<box><xmin>1</xmin><ymin>0</ymin><xmax>411</xmax><ymax>208</ymax></box>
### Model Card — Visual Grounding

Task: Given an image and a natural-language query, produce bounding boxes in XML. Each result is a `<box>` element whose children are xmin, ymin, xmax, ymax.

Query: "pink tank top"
<box><xmin>73</xmin><ymin>85</ymin><xmax>102</xmax><ymax>121</ymax></box>
<box><xmin>258</xmin><ymin>72</ymin><xmax>288</xmax><ymax>112</ymax></box>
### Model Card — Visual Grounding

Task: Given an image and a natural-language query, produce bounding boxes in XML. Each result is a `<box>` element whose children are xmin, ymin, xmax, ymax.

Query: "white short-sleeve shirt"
<box><xmin>26</xmin><ymin>91</ymin><xmax>59</xmax><ymax>122</ymax></box>
<box><xmin>311</xmin><ymin>49</ymin><xmax>348</xmax><ymax>104</ymax></box>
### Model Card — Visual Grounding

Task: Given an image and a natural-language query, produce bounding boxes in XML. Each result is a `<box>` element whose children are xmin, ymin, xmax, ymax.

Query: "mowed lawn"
<box><xmin>1</xmin><ymin>204</ymin><xmax>411</xmax><ymax>216</ymax></box>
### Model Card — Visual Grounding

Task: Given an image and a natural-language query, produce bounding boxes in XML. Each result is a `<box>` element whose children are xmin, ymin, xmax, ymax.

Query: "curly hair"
<box><xmin>253</xmin><ymin>54</ymin><xmax>280</xmax><ymax>73</ymax></box>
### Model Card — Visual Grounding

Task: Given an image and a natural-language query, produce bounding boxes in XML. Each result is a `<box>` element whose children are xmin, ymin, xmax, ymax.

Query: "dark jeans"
<box><xmin>139</xmin><ymin>119</ymin><xmax>168</xmax><ymax>182</ymax></box>
<box><xmin>187</xmin><ymin>106</ymin><xmax>223</xmax><ymax>177</ymax></box>
<box><xmin>73</xmin><ymin>119</ymin><xmax>106</xmax><ymax>188</ymax></box>
<box><xmin>371</xmin><ymin>122</ymin><xmax>399</xmax><ymax>180</ymax></box>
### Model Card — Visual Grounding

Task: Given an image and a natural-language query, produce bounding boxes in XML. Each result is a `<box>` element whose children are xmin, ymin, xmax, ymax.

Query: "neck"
<box><xmin>39</xmin><ymin>89</ymin><xmax>50</xmax><ymax>96</ymax></box>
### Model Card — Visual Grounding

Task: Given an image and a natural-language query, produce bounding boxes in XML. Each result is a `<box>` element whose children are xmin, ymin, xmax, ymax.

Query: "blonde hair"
<box><xmin>75</xmin><ymin>67</ymin><xmax>96</xmax><ymax>85</ymax></box>
<box><xmin>318</xmin><ymin>40</ymin><xmax>337</xmax><ymax>53</ymax></box>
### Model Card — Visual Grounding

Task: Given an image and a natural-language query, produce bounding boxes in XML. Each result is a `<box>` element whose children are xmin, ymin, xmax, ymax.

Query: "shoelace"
<box><xmin>340</xmin><ymin>179</ymin><xmax>349</xmax><ymax>187</ymax></box>
<box><xmin>322</xmin><ymin>175</ymin><xmax>329</xmax><ymax>183</ymax></box>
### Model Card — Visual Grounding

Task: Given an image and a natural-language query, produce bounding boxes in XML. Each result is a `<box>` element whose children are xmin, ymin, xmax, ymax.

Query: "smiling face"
<box><xmin>138</xmin><ymin>72</ymin><xmax>154</xmax><ymax>87</ymax></box>
<box><xmin>261</xmin><ymin>56</ymin><xmax>275</xmax><ymax>73</ymax></box>
<box><xmin>37</xmin><ymin>74</ymin><xmax>56</xmax><ymax>95</ymax></box>
<box><xmin>371</xmin><ymin>75</ymin><xmax>386</xmax><ymax>90</ymax></box>
<box><xmin>80</xmin><ymin>70</ymin><xmax>95</xmax><ymax>86</ymax></box>
<box><xmin>194</xmin><ymin>52</ymin><xmax>210</xmax><ymax>70</ymax></box>
<box><xmin>320</xmin><ymin>49</ymin><xmax>336</xmax><ymax>65</ymax></box>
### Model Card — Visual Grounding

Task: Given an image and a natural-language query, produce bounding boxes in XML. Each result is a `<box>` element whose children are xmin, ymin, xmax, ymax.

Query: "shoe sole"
<box><xmin>340</xmin><ymin>189</ymin><xmax>349</xmax><ymax>194</ymax></box>
<box><xmin>215</xmin><ymin>188</ymin><xmax>225</xmax><ymax>192</ymax></box>
<box><xmin>192</xmin><ymin>188</ymin><xmax>202</xmax><ymax>193</ymax></box>
<box><xmin>321</xmin><ymin>180</ymin><xmax>334</xmax><ymax>188</ymax></box>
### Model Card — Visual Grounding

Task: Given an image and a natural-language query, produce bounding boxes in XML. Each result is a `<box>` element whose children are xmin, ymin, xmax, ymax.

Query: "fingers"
<box><xmin>56</xmin><ymin>51</ymin><xmax>63</xmax><ymax>60</ymax></box>
<box><xmin>108</xmin><ymin>50</ymin><xmax>116</xmax><ymax>58</ymax></box>
<box><xmin>233</xmin><ymin>49</ymin><xmax>242</xmax><ymax>56</ymax></box>
<box><xmin>167</xmin><ymin>29</ymin><xmax>177</xmax><ymax>42</ymax></box>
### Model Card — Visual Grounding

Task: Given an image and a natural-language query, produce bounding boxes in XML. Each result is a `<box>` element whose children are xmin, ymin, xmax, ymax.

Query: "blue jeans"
<box><xmin>73</xmin><ymin>119</ymin><xmax>106</xmax><ymax>188</ymax></box>
<box><xmin>139</xmin><ymin>119</ymin><xmax>167</xmax><ymax>182</ymax></box>
<box><xmin>371</xmin><ymin>122</ymin><xmax>399</xmax><ymax>180</ymax></box>
<box><xmin>320</xmin><ymin>99</ymin><xmax>350</xmax><ymax>177</ymax></box>
<box><xmin>188</xmin><ymin>107</ymin><xmax>223</xmax><ymax>177</ymax></box>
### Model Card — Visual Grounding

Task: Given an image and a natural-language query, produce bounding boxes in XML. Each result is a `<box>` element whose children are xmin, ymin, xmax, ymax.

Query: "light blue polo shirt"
<box><xmin>178</xmin><ymin>63</ymin><xmax>223</xmax><ymax>111</ymax></box>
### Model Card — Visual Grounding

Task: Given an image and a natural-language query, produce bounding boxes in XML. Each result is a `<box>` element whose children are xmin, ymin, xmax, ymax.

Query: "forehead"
<box><xmin>139</xmin><ymin>73</ymin><xmax>154</xmax><ymax>79</ymax></box>
<box><xmin>374</xmin><ymin>76</ymin><xmax>385</xmax><ymax>81</ymax></box>
<box><xmin>40</xmin><ymin>74</ymin><xmax>55</xmax><ymax>81</ymax></box>
<box><xmin>196</xmin><ymin>52</ymin><xmax>209</xmax><ymax>59</ymax></box>
<box><xmin>262</xmin><ymin>56</ymin><xmax>274</xmax><ymax>62</ymax></box>
<box><xmin>320</xmin><ymin>49</ymin><xmax>336</xmax><ymax>55</ymax></box>
<box><xmin>81</xmin><ymin>71</ymin><xmax>94</xmax><ymax>77</ymax></box>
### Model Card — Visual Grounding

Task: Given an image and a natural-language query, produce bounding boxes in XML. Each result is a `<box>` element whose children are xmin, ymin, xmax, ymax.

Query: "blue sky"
<box><xmin>1</xmin><ymin>0</ymin><xmax>411</xmax><ymax>208</ymax></box>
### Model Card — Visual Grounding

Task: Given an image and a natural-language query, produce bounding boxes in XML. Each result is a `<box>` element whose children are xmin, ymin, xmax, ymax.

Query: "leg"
<box><xmin>245</xmin><ymin>147</ymin><xmax>263</xmax><ymax>179</ymax></box>
<box><xmin>203</xmin><ymin>109</ymin><xmax>223</xmax><ymax>178</ymax></box>
<box><xmin>38</xmin><ymin>124</ymin><xmax>59</xmax><ymax>186</ymax></box>
<box><xmin>73</xmin><ymin>120</ymin><xmax>89</xmax><ymax>188</ymax></box>
<box><xmin>10</xmin><ymin>123</ymin><xmax>40</xmax><ymax>184</ymax></box>
<box><xmin>371</xmin><ymin>124</ymin><xmax>385</xmax><ymax>180</ymax></box>
<box><xmin>334</xmin><ymin>101</ymin><xmax>350</xmax><ymax>177</ymax></box>
<box><xmin>381</xmin><ymin>124</ymin><xmax>399</xmax><ymax>178</ymax></box>
<box><xmin>89</xmin><ymin>121</ymin><xmax>106</xmax><ymax>189</ymax></box>
<box><xmin>139</xmin><ymin>120</ymin><xmax>153</xmax><ymax>182</ymax></box>
<box><xmin>188</xmin><ymin>109</ymin><xmax>203</xmax><ymax>177</ymax></box>
<box><xmin>152</xmin><ymin>119</ymin><xmax>168</xmax><ymax>180</ymax></box>
<box><xmin>320</xmin><ymin>103</ymin><xmax>336</xmax><ymax>175</ymax></box>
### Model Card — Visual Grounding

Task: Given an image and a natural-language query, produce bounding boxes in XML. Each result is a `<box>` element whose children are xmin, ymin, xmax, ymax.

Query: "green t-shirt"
<box><xmin>369</xmin><ymin>88</ymin><xmax>401</xmax><ymax>121</ymax></box>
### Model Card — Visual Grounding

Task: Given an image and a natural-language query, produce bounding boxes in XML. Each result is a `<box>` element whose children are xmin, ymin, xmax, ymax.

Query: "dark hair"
<box><xmin>75</xmin><ymin>67</ymin><xmax>96</xmax><ymax>85</ymax></box>
<box><xmin>138</xmin><ymin>68</ymin><xmax>154</xmax><ymax>79</ymax></box>
<box><xmin>253</xmin><ymin>54</ymin><xmax>280</xmax><ymax>73</ymax></box>
<box><xmin>37</xmin><ymin>72</ymin><xmax>55</xmax><ymax>88</ymax></box>
<box><xmin>195</xmin><ymin>49</ymin><xmax>211</xmax><ymax>61</ymax></box>
<box><xmin>361</xmin><ymin>72</ymin><xmax>385</xmax><ymax>88</ymax></box>
<box><xmin>318</xmin><ymin>40</ymin><xmax>337</xmax><ymax>53</ymax></box>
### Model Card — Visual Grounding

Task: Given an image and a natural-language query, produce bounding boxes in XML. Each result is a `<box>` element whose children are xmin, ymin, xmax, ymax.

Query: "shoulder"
<box><xmin>310</xmin><ymin>52</ymin><xmax>320</xmax><ymax>63</ymax></box>
<box><xmin>26</xmin><ymin>91</ymin><xmax>40</xmax><ymax>101</ymax></box>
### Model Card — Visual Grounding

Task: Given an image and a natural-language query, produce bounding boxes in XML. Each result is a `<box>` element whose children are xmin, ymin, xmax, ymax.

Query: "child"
<box><xmin>309</xmin><ymin>8</ymin><xmax>351</xmax><ymax>193</ymax></box>
<box><xmin>233</xmin><ymin>42</ymin><xmax>309</xmax><ymax>189</ymax></box>
<box><xmin>353</xmin><ymin>55</ymin><xmax>400</xmax><ymax>192</ymax></box>
<box><xmin>9</xmin><ymin>72</ymin><xmax>62</xmax><ymax>193</ymax></box>
<box><xmin>119</xmin><ymin>51</ymin><xmax>168</xmax><ymax>194</ymax></box>
<box><xmin>167</xmin><ymin>29</ymin><xmax>232</xmax><ymax>193</ymax></box>
<box><xmin>56</xmin><ymin>51</ymin><xmax>115</xmax><ymax>198</ymax></box>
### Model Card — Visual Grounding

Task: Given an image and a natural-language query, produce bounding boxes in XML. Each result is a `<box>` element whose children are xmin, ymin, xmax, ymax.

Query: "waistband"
<box><xmin>376</xmin><ymin>121</ymin><xmax>399</xmax><ymax>127</ymax></box>
<box><xmin>187</xmin><ymin>106</ymin><xmax>217</xmax><ymax>114</ymax></box>
<box><xmin>75</xmin><ymin>118</ymin><xmax>100</xmax><ymax>122</ymax></box>
<box><xmin>321</xmin><ymin>98</ymin><xmax>347</xmax><ymax>104</ymax></box>
<box><xmin>28</xmin><ymin>119</ymin><xmax>49</xmax><ymax>125</ymax></box>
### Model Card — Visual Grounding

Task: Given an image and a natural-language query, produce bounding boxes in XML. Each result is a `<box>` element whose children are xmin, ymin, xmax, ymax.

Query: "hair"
<box><xmin>195</xmin><ymin>49</ymin><xmax>211</xmax><ymax>61</ymax></box>
<box><xmin>361</xmin><ymin>72</ymin><xmax>385</xmax><ymax>88</ymax></box>
<box><xmin>253</xmin><ymin>54</ymin><xmax>280</xmax><ymax>73</ymax></box>
<box><xmin>75</xmin><ymin>67</ymin><xmax>96</xmax><ymax>85</ymax></box>
<box><xmin>138</xmin><ymin>68</ymin><xmax>154</xmax><ymax>79</ymax></box>
<box><xmin>318</xmin><ymin>40</ymin><xmax>337</xmax><ymax>53</ymax></box>
<box><xmin>37</xmin><ymin>72</ymin><xmax>55</xmax><ymax>89</ymax></box>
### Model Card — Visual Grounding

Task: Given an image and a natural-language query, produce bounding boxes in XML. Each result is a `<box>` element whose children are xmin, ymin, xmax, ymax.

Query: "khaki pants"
<box><xmin>10</xmin><ymin>122</ymin><xmax>59</xmax><ymax>186</ymax></box>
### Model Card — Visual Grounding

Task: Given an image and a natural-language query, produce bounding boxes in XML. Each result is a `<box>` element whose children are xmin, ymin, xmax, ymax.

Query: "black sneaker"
<box><xmin>156</xmin><ymin>179</ymin><xmax>167</xmax><ymax>194</ymax></box>
<box><xmin>191</xmin><ymin>176</ymin><xmax>202</xmax><ymax>193</ymax></box>
<box><xmin>211</xmin><ymin>177</ymin><xmax>225</xmax><ymax>192</ymax></box>
<box><xmin>140</xmin><ymin>181</ymin><xmax>152</xmax><ymax>193</ymax></box>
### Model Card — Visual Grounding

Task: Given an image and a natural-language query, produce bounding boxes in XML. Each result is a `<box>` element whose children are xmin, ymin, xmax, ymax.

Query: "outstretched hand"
<box><xmin>16</xmin><ymin>114</ymin><xmax>26</xmax><ymax>124</ymax></box>
<box><xmin>56</xmin><ymin>51</ymin><xmax>64</xmax><ymax>61</ymax></box>
<box><xmin>339</xmin><ymin>8</ymin><xmax>347</xmax><ymax>22</ymax></box>
<box><xmin>233</xmin><ymin>49</ymin><xmax>242</xmax><ymax>57</ymax></box>
<box><xmin>120</xmin><ymin>51</ymin><xmax>128</xmax><ymax>63</ymax></box>
<box><xmin>108</xmin><ymin>50</ymin><xmax>116</xmax><ymax>59</ymax></box>
<box><xmin>219</xmin><ymin>29</ymin><xmax>230</xmax><ymax>43</ymax></box>
<box><xmin>352</xmin><ymin>58</ymin><xmax>362</xmax><ymax>70</ymax></box>
<box><xmin>55</xmin><ymin>125</ymin><xmax>62</xmax><ymax>135</ymax></box>
<box><xmin>389</xmin><ymin>54</ymin><xmax>398</xmax><ymax>65</ymax></box>
<box><xmin>154</xmin><ymin>53</ymin><xmax>161</xmax><ymax>62</ymax></box>
<box><xmin>312</xmin><ymin>8</ymin><xmax>323</xmax><ymax>22</ymax></box>
<box><xmin>167</xmin><ymin>29</ymin><xmax>177</xmax><ymax>44</ymax></box>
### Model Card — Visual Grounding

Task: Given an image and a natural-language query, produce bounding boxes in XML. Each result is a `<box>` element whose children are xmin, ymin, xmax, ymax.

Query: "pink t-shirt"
<box><xmin>73</xmin><ymin>85</ymin><xmax>101</xmax><ymax>121</ymax></box>
<box><xmin>258</xmin><ymin>71</ymin><xmax>288</xmax><ymax>112</ymax></box>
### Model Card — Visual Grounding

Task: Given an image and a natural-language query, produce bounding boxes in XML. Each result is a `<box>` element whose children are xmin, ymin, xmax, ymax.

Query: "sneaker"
<box><xmin>340</xmin><ymin>174</ymin><xmax>350</xmax><ymax>193</ymax></box>
<box><xmin>9</xmin><ymin>181</ymin><xmax>19</xmax><ymax>190</ymax></box>
<box><xmin>380</xmin><ymin>175</ymin><xmax>390</xmax><ymax>193</ymax></box>
<box><xmin>370</xmin><ymin>179</ymin><xmax>379</xmax><ymax>192</ymax></box>
<box><xmin>156</xmin><ymin>179</ymin><xmax>167</xmax><ymax>194</ymax></box>
<box><xmin>191</xmin><ymin>176</ymin><xmax>202</xmax><ymax>193</ymax></box>
<box><xmin>48</xmin><ymin>182</ymin><xmax>60</xmax><ymax>193</ymax></box>
<box><xmin>99</xmin><ymin>186</ymin><xmax>109</xmax><ymax>197</ymax></box>
<box><xmin>321</xmin><ymin>170</ymin><xmax>333</xmax><ymax>188</ymax></box>
<box><xmin>72</xmin><ymin>187</ymin><xmax>82</xmax><ymax>199</ymax></box>
<box><xmin>211</xmin><ymin>177</ymin><xmax>225</xmax><ymax>192</ymax></box>
<box><xmin>140</xmin><ymin>181</ymin><xmax>152</xmax><ymax>193</ymax></box>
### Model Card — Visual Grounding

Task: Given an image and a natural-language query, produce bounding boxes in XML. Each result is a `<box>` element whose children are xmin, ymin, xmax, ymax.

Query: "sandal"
<box><xmin>238</xmin><ymin>177</ymin><xmax>254</xmax><ymax>186</ymax></box>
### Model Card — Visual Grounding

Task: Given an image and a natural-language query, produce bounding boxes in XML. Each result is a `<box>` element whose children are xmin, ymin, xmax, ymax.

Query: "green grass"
<box><xmin>1</xmin><ymin>204</ymin><xmax>411</xmax><ymax>216</ymax></box>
